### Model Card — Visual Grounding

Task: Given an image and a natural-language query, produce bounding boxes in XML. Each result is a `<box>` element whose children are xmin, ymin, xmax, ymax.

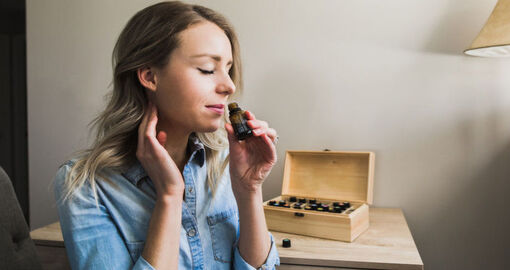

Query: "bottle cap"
<box><xmin>282</xmin><ymin>238</ymin><xmax>291</xmax><ymax>248</ymax></box>
<box><xmin>228</xmin><ymin>102</ymin><xmax>239</xmax><ymax>111</ymax></box>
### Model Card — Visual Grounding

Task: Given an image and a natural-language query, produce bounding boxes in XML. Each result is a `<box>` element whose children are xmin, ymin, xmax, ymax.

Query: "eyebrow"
<box><xmin>191</xmin><ymin>54</ymin><xmax>233</xmax><ymax>66</ymax></box>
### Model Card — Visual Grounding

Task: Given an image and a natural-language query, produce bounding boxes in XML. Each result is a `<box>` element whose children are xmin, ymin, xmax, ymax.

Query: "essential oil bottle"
<box><xmin>228</xmin><ymin>102</ymin><xmax>253</xmax><ymax>140</ymax></box>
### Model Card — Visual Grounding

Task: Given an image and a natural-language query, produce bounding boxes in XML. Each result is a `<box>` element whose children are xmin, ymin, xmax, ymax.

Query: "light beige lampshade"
<box><xmin>464</xmin><ymin>0</ymin><xmax>510</xmax><ymax>57</ymax></box>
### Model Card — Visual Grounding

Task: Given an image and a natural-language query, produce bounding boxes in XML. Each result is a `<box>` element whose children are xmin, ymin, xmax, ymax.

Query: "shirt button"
<box><xmin>188</xmin><ymin>186</ymin><xmax>194</xmax><ymax>193</ymax></box>
<box><xmin>187</xmin><ymin>228</ymin><xmax>196</xmax><ymax>237</ymax></box>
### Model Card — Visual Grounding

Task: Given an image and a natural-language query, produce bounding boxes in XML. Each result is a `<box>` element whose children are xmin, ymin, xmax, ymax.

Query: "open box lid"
<box><xmin>281</xmin><ymin>150</ymin><xmax>375</xmax><ymax>204</ymax></box>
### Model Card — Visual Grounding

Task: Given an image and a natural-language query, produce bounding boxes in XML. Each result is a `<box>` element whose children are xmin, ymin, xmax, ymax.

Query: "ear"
<box><xmin>137</xmin><ymin>66</ymin><xmax>158</xmax><ymax>92</ymax></box>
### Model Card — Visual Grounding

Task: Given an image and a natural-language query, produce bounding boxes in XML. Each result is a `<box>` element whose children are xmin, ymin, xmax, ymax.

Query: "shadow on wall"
<box><xmin>402</xmin><ymin>112</ymin><xmax>510</xmax><ymax>270</ymax></box>
<box><xmin>423</xmin><ymin>0</ymin><xmax>494</xmax><ymax>55</ymax></box>
<box><xmin>432</xmin><ymin>140</ymin><xmax>510</xmax><ymax>269</ymax></box>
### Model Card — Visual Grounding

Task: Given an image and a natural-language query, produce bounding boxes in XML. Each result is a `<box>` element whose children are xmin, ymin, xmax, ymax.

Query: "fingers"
<box><xmin>248</xmin><ymin>120</ymin><xmax>277</xmax><ymax>142</ymax></box>
<box><xmin>229</xmin><ymin>110</ymin><xmax>278</xmax><ymax>145</ymax></box>
<box><xmin>138</xmin><ymin>101</ymin><xmax>164</xmax><ymax>157</ymax></box>
<box><xmin>224</xmin><ymin>122</ymin><xmax>239</xmax><ymax>145</ymax></box>
<box><xmin>245</xmin><ymin>112</ymin><xmax>275</xmax><ymax>138</ymax></box>
<box><xmin>247</xmin><ymin>119</ymin><xmax>268</xmax><ymax>130</ymax></box>
<box><xmin>138</xmin><ymin>102</ymin><xmax>151</xmax><ymax>150</ymax></box>
<box><xmin>146</xmin><ymin>102</ymin><xmax>158</xmax><ymax>139</ymax></box>
<box><xmin>157</xmin><ymin>130</ymin><xmax>167</xmax><ymax>146</ymax></box>
<box><xmin>244</xmin><ymin>110</ymin><xmax>255</xmax><ymax>120</ymax></box>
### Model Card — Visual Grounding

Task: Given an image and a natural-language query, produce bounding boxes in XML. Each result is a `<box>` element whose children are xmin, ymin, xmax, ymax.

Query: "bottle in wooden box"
<box><xmin>263</xmin><ymin>150</ymin><xmax>375</xmax><ymax>242</ymax></box>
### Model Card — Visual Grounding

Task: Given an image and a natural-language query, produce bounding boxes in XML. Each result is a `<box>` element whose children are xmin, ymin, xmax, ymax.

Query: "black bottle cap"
<box><xmin>293</xmin><ymin>203</ymin><xmax>301</xmax><ymax>209</ymax></box>
<box><xmin>282</xmin><ymin>238</ymin><xmax>291</xmax><ymax>248</ymax></box>
<box><xmin>299</xmin><ymin>198</ymin><xmax>307</xmax><ymax>203</ymax></box>
<box><xmin>228</xmin><ymin>102</ymin><xmax>241</xmax><ymax>113</ymax></box>
<box><xmin>343</xmin><ymin>202</ymin><xmax>351</xmax><ymax>208</ymax></box>
<box><xmin>333</xmin><ymin>202</ymin><xmax>340</xmax><ymax>207</ymax></box>
<box><xmin>289</xmin><ymin>196</ymin><xmax>297</xmax><ymax>202</ymax></box>
<box><xmin>268</xmin><ymin>200</ymin><xmax>276</xmax><ymax>206</ymax></box>
<box><xmin>333</xmin><ymin>206</ymin><xmax>342</xmax><ymax>213</ymax></box>
<box><xmin>310</xmin><ymin>203</ymin><xmax>318</xmax><ymax>210</ymax></box>
<box><xmin>322</xmin><ymin>205</ymin><xmax>330</xmax><ymax>211</ymax></box>
<box><xmin>309</xmin><ymin>199</ymin><xmax>316</xmax><ymax>204</ymax></box>
<box><xmin>279</xmin><ymin>200</ymin><xmax>286</xmax><ymax>205</ymax></box>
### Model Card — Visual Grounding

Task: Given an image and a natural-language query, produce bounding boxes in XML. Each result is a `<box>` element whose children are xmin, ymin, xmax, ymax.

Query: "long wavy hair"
<box><xmin>57</xmin><ymin>1</ymin><xmax>242</xmax><ymax>204</ymax></box>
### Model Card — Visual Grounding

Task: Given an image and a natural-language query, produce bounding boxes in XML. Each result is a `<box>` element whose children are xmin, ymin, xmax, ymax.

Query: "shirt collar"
<box><xmin>122</xmin><ymin>134</ymin><xmax>205</xmax><ymax>186</ymax></box>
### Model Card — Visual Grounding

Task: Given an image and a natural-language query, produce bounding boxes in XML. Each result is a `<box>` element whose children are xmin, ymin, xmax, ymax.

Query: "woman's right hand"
<box><xmin>136</xmin><ymin>101</ymin><xmax>184</xmax><ymax>200</ymax></box>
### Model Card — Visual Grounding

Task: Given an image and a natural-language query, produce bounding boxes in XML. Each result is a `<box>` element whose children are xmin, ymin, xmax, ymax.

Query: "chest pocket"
<box><xmin>206</xmin><ymin>208</ymin><xmax>239</xmax><ymax>263</ymax></box>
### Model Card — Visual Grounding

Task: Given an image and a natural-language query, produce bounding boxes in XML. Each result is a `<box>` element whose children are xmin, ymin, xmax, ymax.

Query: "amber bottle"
<box><xmin>228</xmin><ymin>102</ymin><xmax>253</xmax><ymax>140</ymax></box>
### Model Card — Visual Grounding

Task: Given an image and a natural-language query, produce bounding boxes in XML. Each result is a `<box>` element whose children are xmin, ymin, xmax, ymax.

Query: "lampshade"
<box><xmin>464</xmin><ymin>0</ymin><xmax>510</xmax><ymax>57</ymax></box>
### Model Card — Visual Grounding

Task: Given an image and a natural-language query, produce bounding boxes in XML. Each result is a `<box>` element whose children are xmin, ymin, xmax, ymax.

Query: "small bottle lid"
<box><xmin>228</xmin><ymin>102</ymin><xmax>241</xmax><ymax>112</ymax></box>
<box><xmin>309</xmin><ymin>199</ymin><xmax>317</xmax><ymax>204</ymax></box>
<box><xmin>298</xmin><ymin>198</ymin><xmax>307</xmax><ymax>203</ymax></box>
<box><xmin>268</xmin><ymin>200</ymin><xmax>276</xmax><ymax>206</ymax></box>
<box><xmin>282</xmin><ymin>238</ymin><xmax>291</xmax><ymax>248</ymax></box>
<box><xmin>289</xmin><ymin>196</ymin><xmax>297</xmax><ymax>202</ymax></box>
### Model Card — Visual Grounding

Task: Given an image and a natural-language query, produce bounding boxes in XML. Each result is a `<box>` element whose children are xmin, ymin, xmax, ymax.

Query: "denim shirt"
<box><xmin>53</xmin><ymin>135</ymin><xmax>280</xmax><ymax>270</ymax></box>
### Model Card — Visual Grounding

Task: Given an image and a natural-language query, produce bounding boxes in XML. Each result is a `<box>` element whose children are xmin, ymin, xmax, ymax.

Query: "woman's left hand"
<box><xmin>225</xmin><ymin>111</ymin><xmax>278</xmax><ymax>195</ymax></box>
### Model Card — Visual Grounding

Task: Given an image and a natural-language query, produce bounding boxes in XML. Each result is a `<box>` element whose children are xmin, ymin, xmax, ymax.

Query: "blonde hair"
<box><xmin>58</xmin><ymin>1</ymin><xmax>243</xmax><ymax>204</ymax></box>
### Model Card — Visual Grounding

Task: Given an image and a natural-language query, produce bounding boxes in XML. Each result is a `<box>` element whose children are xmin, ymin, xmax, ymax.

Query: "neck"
<box><xmin>156</xmin><ymin>119</ymin><xmax>191</xmax><ymax>173</ymax></box>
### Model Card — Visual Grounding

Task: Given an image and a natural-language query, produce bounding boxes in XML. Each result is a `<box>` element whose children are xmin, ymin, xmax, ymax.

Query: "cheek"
<box><xmin>157</xmin><ymin>72</ymin><xmax>212</xmax><ymax>121</ymax></box>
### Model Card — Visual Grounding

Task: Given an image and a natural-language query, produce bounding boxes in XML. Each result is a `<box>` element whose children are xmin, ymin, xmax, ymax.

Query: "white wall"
<box><xmin>27</xmin><ymin>0</ymin><xmax>510</xmax><ymax>269</ymax></box>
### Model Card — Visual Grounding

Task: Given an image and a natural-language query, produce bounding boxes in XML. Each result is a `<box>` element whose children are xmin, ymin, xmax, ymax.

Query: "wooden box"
<box><xmin>263</xmin><ymin>150</ymin><xmax>375</xmax><ymax>242</ymax></box>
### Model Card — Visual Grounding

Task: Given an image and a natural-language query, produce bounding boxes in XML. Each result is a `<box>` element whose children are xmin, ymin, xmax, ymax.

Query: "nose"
<box><xmin>216</xmin><ymin>71</ymin><xmax>235</xmax><ymax>96</ymax></box>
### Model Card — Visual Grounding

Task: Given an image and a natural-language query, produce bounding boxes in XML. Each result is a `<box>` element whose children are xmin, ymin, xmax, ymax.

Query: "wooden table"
<box><xmin>30</xmin><ymin>208</ymin><xmax>423</xmax><ymax>269</ymax></box>
<box><xmin>272</xmin><ymin>208</ymin><xmax>423</xmax><ymax>269</ymax></box>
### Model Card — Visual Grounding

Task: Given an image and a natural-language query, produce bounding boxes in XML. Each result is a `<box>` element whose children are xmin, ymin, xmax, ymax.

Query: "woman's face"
<box><xmin>152</xmin><ymin>21</ymin><xmax>235</xmax><ymax>133</ymax></box>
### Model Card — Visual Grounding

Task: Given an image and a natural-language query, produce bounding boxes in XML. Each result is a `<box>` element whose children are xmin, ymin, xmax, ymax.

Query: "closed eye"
<box><xmin>197</xmin><ymin>68</ymin><xmax>214</xmax><ymax>75</ymax></box>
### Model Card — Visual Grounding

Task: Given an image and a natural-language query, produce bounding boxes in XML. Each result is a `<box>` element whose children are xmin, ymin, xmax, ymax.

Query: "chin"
<box><xmin>196</xmin><ymin>121</ymin><xmax>222</xmax><ymax>133</ymax></box>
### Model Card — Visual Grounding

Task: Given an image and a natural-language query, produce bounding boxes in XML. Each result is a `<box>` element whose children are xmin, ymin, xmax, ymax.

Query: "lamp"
<box><xmin>464</xmin><ymin>0</ymin><xmax>510</xmax><ymax>57</ymax></box>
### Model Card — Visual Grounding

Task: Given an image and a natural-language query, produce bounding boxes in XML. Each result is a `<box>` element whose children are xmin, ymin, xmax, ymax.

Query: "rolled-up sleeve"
<box><xmin>233</xmin><ymin>232</ymin><xmax>280</xmax><ymax>270</ymax></box>
<box><xmin>53</xmin><ymin>163</ymin><xmax>155</xmax><ymax>270</ymax></box>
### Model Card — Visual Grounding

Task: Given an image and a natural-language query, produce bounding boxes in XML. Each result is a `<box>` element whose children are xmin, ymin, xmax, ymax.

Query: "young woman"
<box><xmin>53</xmin><ymin>2</ymin><xmax>280</xmax><ymax>269</ymax></box>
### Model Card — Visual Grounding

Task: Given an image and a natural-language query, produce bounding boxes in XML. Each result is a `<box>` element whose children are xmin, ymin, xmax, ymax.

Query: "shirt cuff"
<box><xmin>233</xmin><ymin>232</ymin><xmax>280</xmax><ymax>270</ymax></box>
<box><xmin>133</xmin><ymin>255</ymin><xmax>156</xmax><ymax>270</ymax></box>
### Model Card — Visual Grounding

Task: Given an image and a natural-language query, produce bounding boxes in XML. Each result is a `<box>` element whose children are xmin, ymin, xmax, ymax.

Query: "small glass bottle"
<box><xmin>228</xmin><ymin>102</ymin><xmax>253</xmax><ymax>140</ymax></box>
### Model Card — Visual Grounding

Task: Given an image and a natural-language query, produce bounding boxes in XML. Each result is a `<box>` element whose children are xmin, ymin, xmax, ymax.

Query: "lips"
<box><xmin>205</xmin><ymin>104</ymin><xmax>225</xmax><ymax>109</ymax></box>
<box><xmin>205</xmin><ymin>104</ymin><xmax>225</xmax><ymax>115</ymax></box>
